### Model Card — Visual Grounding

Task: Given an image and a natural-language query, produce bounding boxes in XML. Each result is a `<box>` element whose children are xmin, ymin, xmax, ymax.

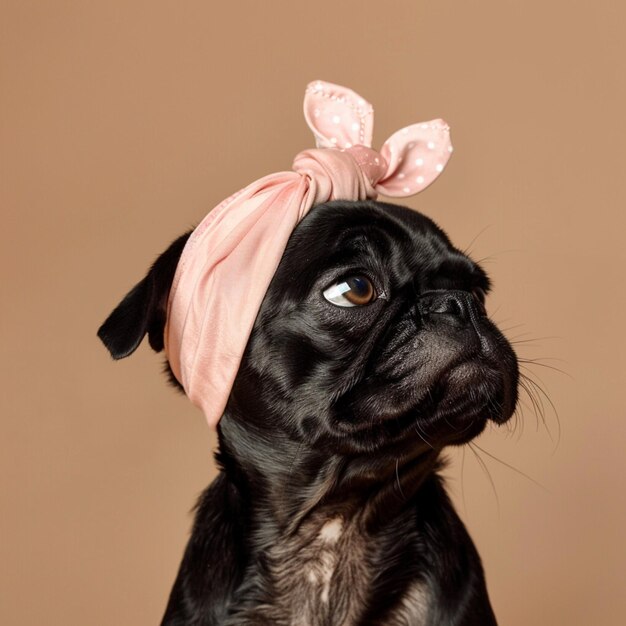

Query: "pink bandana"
<box><xmin>164</xmin><ymin>80</ymin><xmax>453</xmax><ymax>428</ymax></box>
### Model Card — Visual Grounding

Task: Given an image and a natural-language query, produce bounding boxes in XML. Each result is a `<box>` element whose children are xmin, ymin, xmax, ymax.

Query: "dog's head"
<box><xmin>99</xmin><ymin>200</ymin><xmax>518</xmax><ymax>458</ymax></box>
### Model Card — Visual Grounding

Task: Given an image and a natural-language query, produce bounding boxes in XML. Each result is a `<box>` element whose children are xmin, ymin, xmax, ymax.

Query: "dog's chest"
<box><xmin>246</xmin><ymin>514</ymin><xmax>429</xmax><ymax>626</ymax></box>
<box><xmin>255</xmin><ymin>514</ymin><xmax>370</xmax><ymax>625</ymax></box>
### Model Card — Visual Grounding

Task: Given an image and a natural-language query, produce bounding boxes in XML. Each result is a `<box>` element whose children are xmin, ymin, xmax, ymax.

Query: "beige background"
<box><xmin>2</xmin><ymin>1</ymin><xmax>625</xmax><ymax>624</ymax></box>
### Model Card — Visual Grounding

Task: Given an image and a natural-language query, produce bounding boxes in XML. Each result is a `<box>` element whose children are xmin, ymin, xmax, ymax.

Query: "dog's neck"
<box><xmin>217</xmin><ymin>411</ymin><xmax>441</xmax><ymax>539</ymax></box>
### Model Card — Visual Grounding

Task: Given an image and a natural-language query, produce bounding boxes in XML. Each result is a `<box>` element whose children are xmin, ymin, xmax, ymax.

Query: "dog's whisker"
<box><xmin>507</xmin><ymin>335</ymin><xmax>543</xmax><ymax>346</ymax></box>
<box><xmin>470</xmin><ymin>441</ymin><xmax>549</xmax><ymax>493</ymax></box>
<box><xmin>460</xmin><ymin>447</ymin><xmax>468</xmax><ymax>513</ymax></box>
<box><xmin>459</xmin><ymin>421</ymin><xmax>475</xmax><ymax>435</ymax></box>
<box><xmin>461</xmin><ymin>224</ymin><xmax>493</xmax><ymax>257</ymax></box>
<box><xmin>467</xmin><ymin>443</ymin><xmax>500</xmax><ymax>514</ymax></box>
<box><xmin>499</xmin><ymin>326</ymin><xmax>528</xmax><ymax>337</ymax></box>
<box><xmin>471</xmin><ymin>255</ymin><xmax>499</xmax><ymax>265</ymax></box>
<box><xmin>517</xmin><ymin>375</ymin><xmax>548</xmax><ymax>436</ymax></box>
<box><xmin>413</xmin><ymin>422</ymin><xmax>435</xmax><ymax>449</ymax></box>
<box><xmin>472</xmin><ymin>248</ymin><xmax>522</xmax><ymax>265</ymax></box>
<box><xmin>515</xmin><ymin>370</ymin><xmax>561</xmax><ymax>454</ymax></box>
<box><xmin>513</xmin><ymin>389</ymin><xmax>549</xmax><ymax>439</ymax></box>
<box><xmin>487</xmin><ymin>304</ymin><xmax>503</xmax><ymax>318</ymax></box>
<box><xmin>506</xmin><ymin>402</ymin><xmax>524</xmax><ymax>440</ymax></box>
<box><xmin>501</xmin><ymin>326</ymin><xmax>561</xmax><ymax>444</ymax></box>
<box><xmin>442</xmin><ymin>416</ymin><xmax>458</xmax><ymax>431</ymax></box>
<box><xmin>519</xmin><ymin>371</ymin><xmax>561</xmax><ymax>449</ymax></box>
<box><xmin>521</xmin><ymin>373</ymin><xmax>549</xmax><ymax>421</ymax></box>
<box><xmin>519</xmin><ymin>371</ymin><xmax>557</xmax><ymax>438</ymax></box>
<box><xmin>395</xmin><ymin>458</ymin><xmax>407</xmax><ymax>501</ymax></box>
<box><xmin>489</xmin><ymin>316</ymin><xmax>517</xmax><ymax>327</ymax></box>
<box><xmin>508</xmin><ymin>335</ymin><xmax>561</xmax><ymax>346</ymax></box>
<box><xmin>518</xmin><ymin>358</ymin><xmax>571</xmax><ymax>379</ymax></box>
<box><xmin>512</xmin><ymin>403</ymin><xmax>525</xmax><ymax>440</ymax></box>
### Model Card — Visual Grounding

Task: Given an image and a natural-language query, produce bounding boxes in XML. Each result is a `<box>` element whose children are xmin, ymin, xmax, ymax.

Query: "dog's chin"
<box><xmin>418</xmin><ymin>359</ymin><xmax>518</xmax><ymax>445</ymax></box>
<box><xmin>321</xmin><ymin>357</ymin><xmax>517</xmax><ymax>455</ymax></box>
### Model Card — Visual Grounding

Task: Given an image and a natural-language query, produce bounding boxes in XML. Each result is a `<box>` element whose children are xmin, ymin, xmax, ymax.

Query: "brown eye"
<box><xmin>323</xmin><ymin>275</ymin><xmax>377</xmax><ymax>307</ymax></box>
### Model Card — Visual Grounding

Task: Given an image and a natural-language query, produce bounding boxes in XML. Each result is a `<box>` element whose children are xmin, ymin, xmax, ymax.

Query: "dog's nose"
<box><xmin>417</xmin><ymin>290</ymin><xmax>483</xmax><ymax>327</ymax></box>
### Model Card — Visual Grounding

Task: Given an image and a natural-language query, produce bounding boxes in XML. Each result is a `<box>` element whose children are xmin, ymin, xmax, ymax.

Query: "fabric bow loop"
<box><xmin>303</xmin><ymin>81</ymin><xmax>452</xmax><ymax>199</ymax></box>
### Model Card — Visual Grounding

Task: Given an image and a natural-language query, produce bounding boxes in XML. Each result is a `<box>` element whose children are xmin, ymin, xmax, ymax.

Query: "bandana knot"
<box><xmin>292</xmin><ymin>146</ymin><xmax>383</xmax><ymax>205</ymax></box>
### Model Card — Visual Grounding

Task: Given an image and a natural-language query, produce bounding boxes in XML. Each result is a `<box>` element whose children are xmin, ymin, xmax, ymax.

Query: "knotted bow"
<box><xmin>164</xmin><ymin>80</ymin><xmax>453</xmax><ymax>428</ymax></box>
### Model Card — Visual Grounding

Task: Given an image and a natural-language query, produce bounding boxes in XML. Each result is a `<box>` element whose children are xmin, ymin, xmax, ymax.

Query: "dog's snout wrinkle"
<box><xmin>418</xmin><ymin>290</ymin><xmax>479</xmax><ymax>323</ymax></box>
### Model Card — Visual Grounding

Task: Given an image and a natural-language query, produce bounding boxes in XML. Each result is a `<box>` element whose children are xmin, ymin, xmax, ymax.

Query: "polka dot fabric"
<box><xmin>303</xmin><ymin>80</ymin><xmax>452</xmax><ymax>195</ymax></box>
<box><xmin>164</xmin><ymin>80</ymin><xmax>453</xmax><ymax>428</ymax></box>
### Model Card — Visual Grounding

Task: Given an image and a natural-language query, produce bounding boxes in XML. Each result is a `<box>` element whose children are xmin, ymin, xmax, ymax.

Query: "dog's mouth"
<box><xmin>329</xmin><ymin>352</ymin><xmax>518</xmax><ymax>450</ymax></box>
<box><xmin>434</xmin><ymin>359</ymin><xmax>517</xmax><ymax>424</ymax></box>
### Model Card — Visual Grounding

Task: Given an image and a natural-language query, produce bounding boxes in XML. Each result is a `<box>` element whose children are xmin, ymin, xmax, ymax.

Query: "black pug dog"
<box><xmin>98</xmin><ymin>199</ymin><xmax>518</xmax><ymax>626</ymax></box>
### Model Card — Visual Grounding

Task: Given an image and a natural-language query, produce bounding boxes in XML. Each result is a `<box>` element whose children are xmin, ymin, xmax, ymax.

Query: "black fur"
<box><xmin>98</xmin><ymin>232</ymin><xmax>191</xmax><ymax>359</ymax></box>
<box><xmin>98</xmin><ymin>200</ymin><xmax>519</xmax><ymax>625</ymax></box>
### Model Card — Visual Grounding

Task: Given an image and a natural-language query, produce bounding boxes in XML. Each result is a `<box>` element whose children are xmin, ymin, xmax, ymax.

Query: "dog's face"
<box><xmin>99</xmin><ymin>200</ymin><xmax>518</xmax><ymax>459</ymax></box>
<box><xmin>229</xmin><ymin>200</ymin><xmax>518</xmax><ymax>456</ymax></box>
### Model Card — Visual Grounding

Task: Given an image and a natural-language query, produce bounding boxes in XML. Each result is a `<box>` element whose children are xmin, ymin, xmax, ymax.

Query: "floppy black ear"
<box><xmin>97</xmin><ymin>232</ymin><xmax>191</xmax><ymax>359</ymax></box>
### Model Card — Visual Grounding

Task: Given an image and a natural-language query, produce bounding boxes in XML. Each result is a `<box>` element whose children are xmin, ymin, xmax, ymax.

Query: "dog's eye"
<box><xmin>323</xmin><ymin>276</ymin><xmax>377</xmax><ymax>307</ymax></box>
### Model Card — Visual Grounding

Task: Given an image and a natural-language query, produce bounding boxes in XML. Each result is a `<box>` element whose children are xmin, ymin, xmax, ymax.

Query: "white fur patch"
<box><xmin>318</xmin><ymin>551</ymin><xmax>335</xmax><ymax>603</ymax></box>
<box><xmin>318</xmin><ymin>517</ymin><xmax>343</xmax><ymax>543</ymax></box>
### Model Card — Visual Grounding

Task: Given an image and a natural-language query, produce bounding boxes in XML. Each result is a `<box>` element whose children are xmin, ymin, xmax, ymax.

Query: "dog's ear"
<box><xmin>97</xmin><ymin>232</ymin><xmax>191</xmax><ymax>359</ymax></box>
